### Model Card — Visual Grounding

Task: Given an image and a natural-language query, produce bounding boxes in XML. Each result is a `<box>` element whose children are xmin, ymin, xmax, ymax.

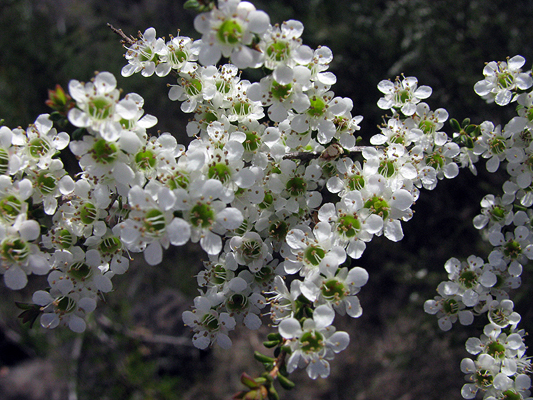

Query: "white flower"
<box><xmin>182</xmin><ymin>292</ymin><xmax>236</xmax><ymax>349</ymax></box>
<box><xmin>121</xmin><ymin>27</ymin><xmax>166</xmax><ymax>77</ymax></box>
<box><xmin>283</xmin><ymin>222</ymin><xmax>345</xmax><ymax>280</ymax></box>
<box><xmin>305</xmin><ymin>266</ymin><xmax>368</xmax><ymax>318</ymax></box>
<box><xmin>194</xmin><ymin>0</ymin><xmax>270</xmax><ymax>69</ymax></box>
<box><xmin>33</xmin><ymin>289</ymin><xmax>97</xmax><ymax>333</ymax></box>
<box><xmin>118</xmin><ymin>183</ymin><xmax>190</xmax><ymax>265</ymax></box>
<box><xmin>474</xmin><ymin>55</ymin><xmax>533</xmax><ymax>106</ymax></box>
<box><xmin>68</xmin><ymin>72</ymin><xmax>123</xmax><ymax>137</ymax></box>
<box><xmin>279</xmin><ymin>305</ymin><xmax>349</xmax><ymax>379</ymax></box>
<box><xmin>174</xmin><ymin>179</ymin><xmax>243</xmax><ymax>255</ymax></box>
<box><xmin>377</xmin><ymin>76</ymin><xmax>432</xmax><ymax>116</ymax></box>
<box><xmin>0</xmin><ymin>218</ymin><xmax>49</xmax><ymax>290</ymax></box>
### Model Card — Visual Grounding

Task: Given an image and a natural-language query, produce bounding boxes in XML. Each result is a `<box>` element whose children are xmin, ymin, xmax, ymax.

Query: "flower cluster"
<box><xmin>1</xmin><ymin>0</ymin><xmax>532</xmax><ymax>397</ymax></box>
<box><xmin>425</xmin><ymin>55</ymin><xmax>533</xmax><ymax>399</ymax></box>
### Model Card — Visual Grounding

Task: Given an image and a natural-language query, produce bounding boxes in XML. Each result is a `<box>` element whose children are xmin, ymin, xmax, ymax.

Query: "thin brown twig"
<box><xmin>283</xmin><ymin>145</ymin><xmax>377</xmax><ymax>161</ymax></box>
<box><xmin>107</xmin><ymin>23</ymin><xmax>136</xmax><ymax>46</ymax></box>
<box><xmin>268</xmin><ymin>344</ymin><xmax>288</xmax><ymax>379</ymax></box>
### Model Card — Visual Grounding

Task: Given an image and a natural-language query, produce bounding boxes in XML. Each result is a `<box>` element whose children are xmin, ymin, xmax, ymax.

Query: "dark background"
<box><xmin>0</xmin><ymin>0</ymin><xmax>532</xmax><ymax>399</ymax></box>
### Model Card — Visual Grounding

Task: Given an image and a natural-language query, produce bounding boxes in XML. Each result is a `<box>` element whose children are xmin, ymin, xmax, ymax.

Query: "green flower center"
<box><xmin>503</xmin><ymin>240</ymin><xmax>521</xmax><ymax>259</ymax></box>
<box><xmin>166</xmin><ymin>171</ymin><xmax>190</xmax><ymax>190</ymax></box>
<box><xmin>79</xmin><ymin>202</ymin><xmax>98</xmax><ymax>224</ymax></box>
<box><xmin>217</xmin><ymin>19</ymin><xmax>243</xmax><ymax>45</ymax></box>
<box><xmin>28</xmin><ymin>138</ymin><xmax>51</xmax><ymax>158</ymax></box>
<box><xmin>243</xmin><ymin>131</ymin><xmax>261</xmax><ymax>152</ymax></box>
<box><xmin>420</xmin><ymin>120</ymin><xmax>436</xmax><ymax>135</ymax></box>
<box><xmin>307</xmin><ymin>96</ymin><xmax>327</xmax><ymax>118</ymax></box>
<box><xmin>441</xmin><ymin>298</ymin><xmax>459</xmax><ymax>315</ymax></box>
<box><xmin>88</xmin><ymin>97</ymin><xmax>113</xmax><ymax>120</ymax></box>
<box><xmin>255</xmin><ymin>265</ymin><xmax>275</xmax><ymax>284</ymax></box>
<box><xmin>337</xmin><ymin>215</ymin><xmax>361</xmax><ymax>238</ymax></box>
<box><xmin>135</xmin><ymin>150</ymin><xmax>157</xmax><ymax>170</ymax></box>
<box><xmin>99</xmin><ymin>235</ymin><xmax>122</xmax><ymax>254</ymax></box>
<box><xmin>190</xmin><ymin>202</ymin><xmax>215</xmax><ymax>229</ymax></box>
<box><xmin>208</xmin><ymin>162</ymin><xmax>232</xmax><ymax>184</ymax></box>
<box><xmin>240</xmin><ymin>238</ymin><xmax>263</xmax><ymax>261</ymax></box>
<box><xmin>490</xmin><ymin>205</ymin><xmax>506</xmax><ymax>222</ymax></box>
<box><xmin>489</xmin><ymin>136</ymin><xmax>506</xmax><ymax>154</ymax></box>
<box><xmin>474</xmin><ymin>369</ymin><xmax>493</xmax><ymax>388</ymax></box>
<box><xmin>2</xmin><ymin>237</ymin><xmax>30</xmax><ymax>263</ymax></box>
<box><xmin>170</xmin><ymin>49</ymin><xmax>187</xmax><ymax>65</ymax></box>
<box><xmin>55</xmin><ymin>229</ymin><xmax>75</xmax><ymax>249</ymax></box>
<box><xmin>232</xmin><ymin>100</ymin><xmax>252</xmax><ymax>116</ymax></box>
<box><xmin>92</xmin><ymin>139</ymin><xmax>118</xmax><ymax>164</ymax></box>
<box><xmin>498</xmin><ymin>72</ymin><xmax>513</xmax><ymax>89</ymax></box>
<box><xmin>269</xmin><ymin>220</ymin><xmax>288</xmax><ymax>242</ymax></box>
<box><xmin>395</xmin><ymin>89</ymin><xmax>410</xmax><ymax>104</ymax></box>
<box><xmin>304</xmin><ymin>245</ymin><xmax>325</xmax><ymax>266</ymax></box>
<box><xmin>68</xmin><ymin>262</ymin><xmax>92</xmax><ymax>280</ymax></box>
<box><xmin>143</xmin><ymin>209</ymin><xmax>166</xmax><ymax>236</ymax></box>
<box><xmin>226</xmin><ymin>293</ymin><xmax>248</xmax><ymax>312</ymax></box>
<box><xmin>300</xmin><ymin>330</ymin><xmax>324</xmax><ymax>353</ymax></box>
<box><xmin>286</xmin><ymin>176</ymin><xmax>307</xmax><ymax>197</ymax></box>
<box><xmin>486</xmin><ymin>341</ymin><xmax>506</xmax><ymax>359</ymax></box>
<box><xmin>426</xmin><ymin>153</ymin><xmax>444</xmax><ymax>170</ymax></box>
<box><xmin>322</xmin><ymin>161</ymin><xmax>337</xmax><ymax>178</ymax></box>
<box><xmin>36</xmin><ymin>172</ymin><xmax>57</xmax><ymax>195</ymax></box>
<box><xmin>364</xmin><ymin>196</ymin><xmax>389</xmax><ymax>219</ymax></box>
<box><xmin>321</xmin><ymin>279</ymin><xmax>346</xmax><ymax>301</ymax></box>
<box><xmin>216</xmin><ymin>80</ymin><xmax>231</xmax><ymax>94</ymax></box>
<box><xmin>266</xmin><ymin>41</ymin><xmax>290</xmax><ymax>62</ymax></box>
<box><xmin>0</xmin><ymin>195</ymin><xmax>22</xmax><ymax>223</ymax></box>
<box><xmin>259</xmin><ymin>192</ymin><xmax>273</xmax><ymax>209</ymax></box>
<box><xmin>334</xmin><ymin>116</ymin><xmax>349</xmax><ymax>132</ymax></box>
<box><xmin>200</xmin><ymin>313</ymin><xmax>219</xmax><ymax>331</ymax></box>
<box><xmin>347</xmin><ymin>174</ymin><xmax>365</xmax><ymax>190</ymax></box>
<box><xmin>271</xmin><ymin>81</ymin><xmax>292</xmax><ymax>100</ymax></box>
<box><xmin>56</xmin><ymin>296</ymin><xmax>77</xmax><ymax>313</ymax></box>
<box><xmin>211</xmin><ymin>264</ymin><xmax>227</xmax><ymax>285</ymax></box>
<box><xmin>378</xmin><ymin>160</ymin><xmax>396</xmax><ymax>178</ymax></box>
<box><xmin>185</xmin><ymin>78</ymin><xmax>203</xmax><ymax>97</ymax></box>
<box><xmin>459</xmin><ymin>270</ymin><xmax>477</xmax><ymax>289</ymax></box>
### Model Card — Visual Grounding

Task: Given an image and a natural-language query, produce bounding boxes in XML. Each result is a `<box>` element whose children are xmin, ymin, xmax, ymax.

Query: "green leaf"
<box><xmin>267</xmin><ymin>332</ymin><xmax>282</xmax><ymax>341</ymax></box>
<box><xmin>15</xmin><ymin>302</ymin><xmax>42</xmax><ymax>328</ymax></box>
<box><xmin>183</xmin><ymin>0</ymin><xmax>200</xmax><ymax>10</ymax></box>
<box><xmin>254</xmin><ymin>351</ymin><xmax>275</xmax><ymax>364</ymax></box>
<box><xmin>263</xmin><ymin>340</ymin><xmax>280</xmax><ymax>348</ymax></box>
<box><xmin>276</xmin><ymin>372</ymin><xmax>295</xmax><ymax>390</ymax></box>
<box><xmin>240</xmin><ymin>372</ymin><xmax>259</xmax><ymax>389</ymax></box>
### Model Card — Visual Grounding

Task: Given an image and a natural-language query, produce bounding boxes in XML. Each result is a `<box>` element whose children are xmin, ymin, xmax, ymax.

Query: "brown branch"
<box><xmin>283</xmin><ymin>145</ymin><xmax>376</xmax><ymax>161</ymax></box>
<box><xmin>107</xmin><ymin>23</ymin><xmax>136</xmax><ymax>46</ymax></box>
<box><xmin>268</xmin><ymin>342</ymin><xmax>288</xmax><ymax>379</ymax></box>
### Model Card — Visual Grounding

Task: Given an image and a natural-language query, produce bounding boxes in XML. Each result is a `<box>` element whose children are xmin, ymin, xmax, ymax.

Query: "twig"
<box><xmin>283</xmin><ymin>145</ymin><xmax>374</xmax><ymax>161</ymax></box>
<box><xmin>107</xmin><ymin>23</ymin><xmax>136</xmax><ymax>46</ymax></box>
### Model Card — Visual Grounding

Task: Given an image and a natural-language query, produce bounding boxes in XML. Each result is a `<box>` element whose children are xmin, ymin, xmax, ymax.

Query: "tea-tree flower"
<box><xmin>182</xmin><ymin>291</ymin><xmax>236</xmax><ymax>349</ymax></box>
<box><xmin>194</xmin><ymin>0</ymin><xmax>270</xmax><ymax>68</ymax></box>
<box><xmin>121</xmin><ymin>27</ymin><xmax>166</xmax><ymax>77</ymax></box>
<box><xmin>0</xmin><ymin>218</ymin><xmax>49</xmax><ymax>290</ymax></box>
<box><xmin>278</xmin><ymin>305</ymin><xmax>349</xmax><ymax>379</ymax></box>
<box><xmin>474</xmin><ymin>55</ymin><xmax>533</xmax><ymax>106</ymax></box>
<box><xmin>377</xmin><ymin>76</ymin><xmax>432</xmax><ymax>116</ymax></box>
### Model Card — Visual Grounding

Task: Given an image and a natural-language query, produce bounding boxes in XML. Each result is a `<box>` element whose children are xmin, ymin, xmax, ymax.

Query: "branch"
<box><xmin>107</xmin><ymin>23</ymin><xmax>136</xmax><ymax>47</ymax></box>
<box><xmin>283</xmin><ymin>144</ymin><xmax>375</xmax><ymax>161</ymax></box>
